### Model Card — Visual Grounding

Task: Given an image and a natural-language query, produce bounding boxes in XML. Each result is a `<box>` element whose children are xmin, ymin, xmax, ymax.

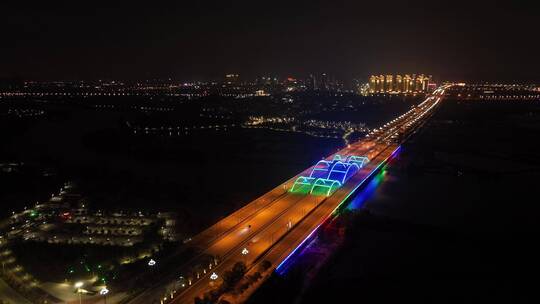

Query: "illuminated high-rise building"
<box><xmin>369</xmin><ymin>75</ymin><xmax>377</xmax><ymax>93</ymax></box>
<box><xmin>378</xmin><ymin>75</ymin><xmax>385</xmax><ymax>92</ymax></box>
<box><xmin>403</xmin><ymin>74</ymin><xmax>412</xmax><ymax>93</ymax></box>
<box><xmin>385</xmin><ymin>75</ymin><xmax>393</xmax><ymax>93</ymax></box>
<box><xmin>394</xmin><ymin>75</ymin><xmax>403</xmax><ymax>93</ymax></box>
<box><xmin>415</xmin><ymin>74</ymin><xmax>424</xmax><ymax>92</ymax></box>
<box><xmin>422</xmin><ymin>75</ymin><xmax>431</xmax><ymax>91</ymax></box>
<box><xmin>367</xmin><ymin>73</ymin><xmax>432</xmax><ymax>94</ymax></box>
<box><xmin>412</xmin><ymin>75</ymin><xmax>417</xmax><ymax>92</ymax></box>
<box><xmin>320</xmin><ymin>73</ymin><xmax>329</xmax><ymax>91</ymax></box>
<box><xmin>375</xmin><ymin>76</ymin><xmax>382</xmax><ymax>93</ymax></box>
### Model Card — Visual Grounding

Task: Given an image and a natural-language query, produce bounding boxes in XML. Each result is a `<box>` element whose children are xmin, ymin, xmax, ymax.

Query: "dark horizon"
<box><xmin>2</xmin><ymin>1</ymin><xmax>539</xmax><ymax>82</ymax></box>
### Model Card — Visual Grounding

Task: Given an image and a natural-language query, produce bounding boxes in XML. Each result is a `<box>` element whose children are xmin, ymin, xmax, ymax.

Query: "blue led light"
<box><xmin>327</xmin><ymin>161</ymin><xmax>360</xmax><ymax>184</ymax></box>
<box><xmin>309</xmin><ymin>160</ymin><xmax>333</xmax><ymax>178</ymax></box>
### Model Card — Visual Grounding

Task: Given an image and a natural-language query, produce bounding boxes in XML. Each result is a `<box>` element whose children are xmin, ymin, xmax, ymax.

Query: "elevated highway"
<box><xmin>130</xmin><ymin>86</ymin><xmax>449</xmax><ymax>304</ymax></box>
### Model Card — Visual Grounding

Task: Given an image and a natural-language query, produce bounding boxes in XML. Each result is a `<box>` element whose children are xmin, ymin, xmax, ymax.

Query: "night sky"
<box><xmin>2</xmin><ymin>1</ymin><xmax>539</xmax><ymax>82</ymax></box>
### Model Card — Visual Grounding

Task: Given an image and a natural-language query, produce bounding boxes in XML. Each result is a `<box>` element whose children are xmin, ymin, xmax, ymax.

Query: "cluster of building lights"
<box><xmin>450</xmin><ymin>84</ymin><xmax>540</xmax><ymax>101</ymax></box>
<box><xmin>368</xmin><ymin>74</ymin><xmax>433</xmax><ymax>94</ymax></box>
<box><xmin>132</xmin><ymin>123</ymin><xmax>238</xmax><ymax>136</ymax></box>
<box><xmin>244</xmin><ymin>116</ymin><xmax>369</xmax><ymax>142</ymax></box>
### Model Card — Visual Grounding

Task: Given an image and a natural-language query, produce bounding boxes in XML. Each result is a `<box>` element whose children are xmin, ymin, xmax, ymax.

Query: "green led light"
<box><xmin>309</xmin><ymin>178</ymin><xmax>341</xmax><ymax>196</ymax></box>
<box><xmin>290</xmin><ymin>176</ymin><xmax>315</xmax><ymax>194</ymax></box>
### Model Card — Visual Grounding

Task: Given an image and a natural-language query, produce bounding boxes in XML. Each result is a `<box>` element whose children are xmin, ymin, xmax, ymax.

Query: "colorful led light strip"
<box><xmin>346</xmin><ymin>164</ymin><xmax>387</xmax><ymax>211</ymax></box>
<box><xmin>333</xmin><ymin>155</ymin><xmax>343</xmax><ymax>161</ymax></box>
<box><xmin>327</xmin><ymin>162</ymin><xmax>360</xmax><ymax>184</ymax></box>
<box><xmin>346</xmin><ymin>155</ymin><xmax>369</xmax><ymax>168</ymax></box>
<box><xmin>309</xmin><ymin>160</ymin><xmax>333</xmax><ymax>178</ymax></box>
<box><xmin>309</xmin><ymin>178</ymin><xmax>341</xmax><ymax>196</ymax></box>
<box><xmin>290</xmin><ymin>176</ymin><xmax>316</xmax><ymax>193</ymax></box>
<box><xmin>276</xmin><ymin>145</ymin><xmax>401</xmax><ymax>274</ymax></box>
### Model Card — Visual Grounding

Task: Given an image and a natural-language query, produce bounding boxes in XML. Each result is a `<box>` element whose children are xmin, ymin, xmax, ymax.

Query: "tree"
<box><xmin>249</xmin><ymin>272</ymin><xmax>262</xmax><ymax>282</ymax></box>
<box><xmin>193</xmin><ymin>296</ymin><xmax>203</xmax><ymax>304</ymax></box>
<box><xmin>232</xmin><ymin>262</ymin><xmax>246</xmax><ymax>276</ymax></box>
<box><xmin>259</xmin><ymin>260</ymin><xmax>272</xmax><ymax>272</ymax></box>
<box><xmin>222</xmin><ymin>270</ymin><xmax>235</xmax><ymax>288</ymax></box>
<box><xmin>221</xmin><ymin>262</ymin><xmax>247</xmax><ymax>291</ymax></box>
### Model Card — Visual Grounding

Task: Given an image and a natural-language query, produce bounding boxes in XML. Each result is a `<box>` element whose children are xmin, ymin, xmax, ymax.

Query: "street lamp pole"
<box><xmin>241</xmin><ymin>247</ymin><xmax>249</xmax><ymax>265</ymax></box>
<box><xmin>99</xmin><ymin>287</ymin><xmax>109</xmax><ymax>304</ymax></box>
<box><xmin>209</xmin><ymin>272</ymin><xmax>218</xmax><ymax>287</ymax></box>
<box><xmin>74</xmin><ymin>282</ymin><xmax>84</xmax><ymax>304</ymax></box>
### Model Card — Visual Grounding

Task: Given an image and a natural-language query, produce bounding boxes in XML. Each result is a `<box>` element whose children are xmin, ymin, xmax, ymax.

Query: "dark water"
<box><xmin>299</xmin><ymin>100</ymin><xmax>540</xmax><ymax>303</ymax></box>
<box><xmin>248</xmin><ymin>99</ymin><xmax>540</xmax><ymax>304</ymax></box>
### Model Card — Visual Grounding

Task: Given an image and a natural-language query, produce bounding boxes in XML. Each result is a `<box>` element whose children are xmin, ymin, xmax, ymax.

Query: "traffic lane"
<box><xmin>128</xmin><ymin>188</ymin><xmax>299</xmax><ymax>304</ymax></box>
<box><xmin>170</xmin><ymin>196</ymin><xmax>323</xmax><ymax>303</ymax></box>
<box><xmin>190</xmin><ymin>186</ymin><xmax>287</xmax><ymax>247</ymax></box>
<box><xmin>206</xmin><ymin>193</ymin><xmax>309</xmax><ymax>258</ymax></box>
<box><xmin>170</xmin><ymin>194</ymin><xmax>312</xmax><ymax>300</ymax></box>
<box><xmin>245</xmin><ymin>195</ymin><xmax>322</xmax><ymax>263</ymax></box>
<box><xmin>190</xmin><ymin>162</ymin><xmax>334</xmax><ymax>248</ymax></box>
